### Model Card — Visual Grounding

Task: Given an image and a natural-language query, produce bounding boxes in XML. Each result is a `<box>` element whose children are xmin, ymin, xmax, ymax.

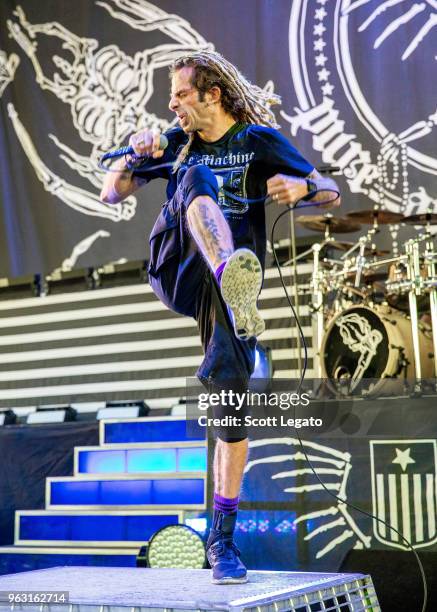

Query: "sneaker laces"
<box><xmin>209</xmin><ymin>536</ymin><xmax>241</xmax><ymax>560</ymax></box>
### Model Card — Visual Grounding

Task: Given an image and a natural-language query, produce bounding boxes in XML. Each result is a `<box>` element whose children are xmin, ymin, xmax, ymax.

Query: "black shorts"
<box><xmin>148</xmin><ymin>165</ymin><xmax>256</xmax><ymax>440</ymax></box>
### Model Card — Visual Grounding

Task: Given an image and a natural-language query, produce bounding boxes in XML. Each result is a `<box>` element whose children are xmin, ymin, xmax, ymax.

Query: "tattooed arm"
<box><xmin>100</xmin><ymin>128</ymin><xmax>164</xmax><ymax>204</ymax></box>
<box><xmin>100</xmin><ymin>157</ymin><xmax>147</xmax><ymax>204</ymax></box>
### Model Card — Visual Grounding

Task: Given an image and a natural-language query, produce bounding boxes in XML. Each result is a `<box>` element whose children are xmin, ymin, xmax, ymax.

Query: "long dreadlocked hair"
<box><xmin>170</xmin><ymin>51</ymin><xmax>281</xmax><ymax>171</ymax></box>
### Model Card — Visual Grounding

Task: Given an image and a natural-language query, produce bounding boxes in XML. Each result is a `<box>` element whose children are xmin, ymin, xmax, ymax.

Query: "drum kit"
<box><xmin>293</xmin><ymin>208</ymin><xmax>437</xmax><ymax>395</ymax></box>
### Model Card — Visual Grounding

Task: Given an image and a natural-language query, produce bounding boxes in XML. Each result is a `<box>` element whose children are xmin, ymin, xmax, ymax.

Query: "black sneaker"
<box><xmin>206</xmin><ymin>511</ymin><xmax>248</xmax><ymax>584</ymax></box>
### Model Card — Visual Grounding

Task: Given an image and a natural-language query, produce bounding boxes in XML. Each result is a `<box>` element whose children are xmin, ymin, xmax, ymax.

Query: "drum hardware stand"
<box><xmin>368</xmin><ymin>254</ymin><xmax>407</xmax><ymax>301</ymax></box>
<box><xmin>282</xmin><ymin>226</ymin><xmax>341</xmax><ymax>269</ymax></box>
<box><xmin>310</xmin><ymin>243</ymin><xmax>324</xmax><ymax>378</ymax></box>
<box><xmin>367</xmin><ymin>255</ymin><xmax>406</xmax><ymax>270</ymax></box>
<box><xmin>406</xmin><ymin>239</ymin><xmax>424</xmax><ymax>395</ymax></box>
<box><xmin>283</xmin><ymin>239</ymin><xmax>332</xmax><ymax>267</ymax></box>
<box><xmin>283</xmin><ymin>236</ymin><xmax>329</xmax><ymax>378</ymax></box>
<box><xmin>322</xmin><ymin>214</ymin><xmax>333</xmax><ymax>241</ymax></box>
<box><xmin>425</xmin><ymin>239</ymin><xmax>437</xmax><ymax>390</ymax></box>
<box><xmin>341</xmin><ymin>241</ymin><xmax>360</xmax><ymax>261</ymax></box>
<box><xmin>371</xmin><ymin>206</ymin><xmax>380</xmax><ymax>229</ymax></box>
<box><xmin>283</xmin><ymin>229</ymin><xmax>342</xmax><ymax>379</ymax></box>
<box><xmin>354</xmin><ymin>237</ymin><xmax>368</xmax><ymax>288</ymax></box>
<box><xmin>340</xmin><ymin>225</ymin><xmax>378</xmax><ymax>262</ymax></box>
<box><xmin>289</xmin><ymin>209</ymin><xmax>302</xmax><ymax>375</ymax></box>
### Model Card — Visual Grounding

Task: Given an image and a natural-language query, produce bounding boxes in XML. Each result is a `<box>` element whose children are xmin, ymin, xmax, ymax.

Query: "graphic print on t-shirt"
<box><xmin>215</xmin><ymin>167</ymin><xmax>247</xmax><ymax>215</ymax></box>
<box><xmin>184</xmin><ymin>150</ymin><xmax>256</xmax><ymax>218</ymax></box>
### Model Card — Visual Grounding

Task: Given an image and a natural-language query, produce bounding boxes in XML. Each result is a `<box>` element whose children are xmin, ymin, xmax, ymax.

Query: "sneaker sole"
<box><xmin>212</xmin><ymin>575</ymin><xmax>248</xmax><ymax>585</ymax></box>
<box><xmin>220</xmin><ymin>249</ymin><xmax>265</xmax><ymax>341</ymax></box>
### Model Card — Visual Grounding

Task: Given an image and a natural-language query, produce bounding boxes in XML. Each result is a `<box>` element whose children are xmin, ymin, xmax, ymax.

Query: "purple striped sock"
<box><xmin>213</xmin><ymin>492</ymin><xmax>239</xmax><ymax>515</ymax></box>
<box><xmin>214</xmin><ymin>261</ymin><xmax>227</xmax><ymax>285</ymax></box>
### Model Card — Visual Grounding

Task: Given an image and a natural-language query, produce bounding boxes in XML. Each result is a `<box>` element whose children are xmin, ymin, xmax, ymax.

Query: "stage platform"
<box><xmin>0</xmin><ymin>566</ymin><xmax>379</xmax><ymax>611</ymax></box>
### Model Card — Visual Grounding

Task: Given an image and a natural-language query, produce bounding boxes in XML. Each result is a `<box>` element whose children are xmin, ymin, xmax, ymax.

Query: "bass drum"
<box><xmin>320</xmin><ymin>304</ymin><xmax>434</xmax><ymax>395</ymax></box>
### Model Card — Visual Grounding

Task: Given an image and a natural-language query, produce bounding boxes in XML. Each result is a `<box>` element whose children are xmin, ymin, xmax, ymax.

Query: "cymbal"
<box><xmin>296</xmin><ymin>215</ymin><xmax>361</xmax><ymax>233</ymax></box>
<box><xmin>346</xmin><ymin>209</ymin><xmax>405</xmax><ymax>224</ymax></box>
<box><xmin>403</xmin><ymin>213</ymin><xmax>437</xmax><ymax>225</ymax></box>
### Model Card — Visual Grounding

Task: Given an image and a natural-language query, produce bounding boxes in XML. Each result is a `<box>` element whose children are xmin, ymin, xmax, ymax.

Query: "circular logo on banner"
<box><xmin>284</xmin><ymin>0</ymin><xmax>437</xmax><ymax>219</ymax></box>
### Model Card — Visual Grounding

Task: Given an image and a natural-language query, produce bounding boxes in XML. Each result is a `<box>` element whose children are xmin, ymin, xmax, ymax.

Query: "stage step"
<box><xmin>15</xmin><ymin>510</ymin><xmax>185</xmax><ymax>547</ymax></box>
<box><xmin>75</xmin><ymin>442</ymin><xmax>207</xmax><ymax>475</ymax></box>
<box><xmin>0</xmin><ymin>566</ymin><xmax>381</xmax><ymax>610</ymax></box>
<box><xmin>0</xmin><ymin>548</ymin><xmax>138</xmax><ymax>577</ymax></box>
<box><xmin>101</xmin><ymin>416</ymin><xmax>206</xmax><ymax>445</ymax></box>
<box><xmin>47</xmin><ymin>473</ymin><xmax>206</xmax><ymax>509</ymax></box>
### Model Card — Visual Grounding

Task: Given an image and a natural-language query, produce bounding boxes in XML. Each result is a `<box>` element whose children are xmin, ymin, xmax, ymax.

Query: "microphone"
<box><xmin>99</xmin><ymin>134</ymin><xmax>169</xmax><ymax>166</ymax></box>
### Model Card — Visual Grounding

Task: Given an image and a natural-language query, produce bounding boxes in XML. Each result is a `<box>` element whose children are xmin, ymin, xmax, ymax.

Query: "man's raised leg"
<box><xmin>186</xmin><ymin>188</ymin><xmax>265</xmax><ymax>341</ymax></box>
<box><xmin>187</xmin><ymin>196</ymin><xmax>234</xmax><ymax>271</ymax></box>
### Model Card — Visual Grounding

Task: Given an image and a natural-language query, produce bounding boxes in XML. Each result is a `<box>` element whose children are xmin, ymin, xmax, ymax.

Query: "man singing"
<box><xmin>101</xmin><ymin>51</ymin><xmax>340</xmax><ymax>584</ymax></box>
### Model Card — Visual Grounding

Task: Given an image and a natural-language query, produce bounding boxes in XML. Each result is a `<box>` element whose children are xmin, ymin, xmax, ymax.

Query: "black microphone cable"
<box><xmin>270</xmin><ymin>194</ymin><xmax>428</xmax><ymax>612</ymax></box>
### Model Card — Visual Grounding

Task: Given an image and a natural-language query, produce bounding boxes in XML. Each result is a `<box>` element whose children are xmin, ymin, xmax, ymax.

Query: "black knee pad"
<box><xmin>181</xmin><ymin>165</ymin><xmax>219</xmax><ymax>208</ymax></box>
<box><xmin>215</xmin><ymin>433</ymin><xmax>248</xmax><ymax>443</ymax></box>
<box><xmin>210</xmin><ymin>400</ymin><xmax>250</xmax><ymax>442</ymax></box>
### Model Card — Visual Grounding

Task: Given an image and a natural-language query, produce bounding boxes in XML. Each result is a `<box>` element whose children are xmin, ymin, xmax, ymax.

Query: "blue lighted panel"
<box><xmin>50</xmin><ymin>481</ymin><xmax>100</xmax><ymax>505</ymax></box>
<box><xmin>177</xmin><ymin>447</ymin><xmax>207</xmax><ymax>471</ymax></box>
<box><xmin>79</xmin><ymin>450</ymin><xmax>125</xmax><ymax>474</ymax></box>
<box><xmin>50</xmin><ymin>478</ymin><xmax>205</xmax><ymax>505</ymax></box>
<box><xmin>104</xmin><ymin>420</ymin><xmax>205</xmax><ymax>444</ymax></box>
<box><xmin>19</xmin><ymin>514</ymin><xmax>180</xmax><ymax>541</ymax></box>
<box><xmin>78</xmin><ymin>447</ymin><xmax>207</xmax><ymax>474</ymax></box>
<box><xmin>127</xmin><ymin>448</ymin><xmax>177</xmax><ymax>472</ymax></box>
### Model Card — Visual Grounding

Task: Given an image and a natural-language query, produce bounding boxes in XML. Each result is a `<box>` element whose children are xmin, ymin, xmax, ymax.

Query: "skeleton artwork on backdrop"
<box><xmin>50</xmin><ymin>230</ymin><xmax>113</xmax><ymax>276</ymax></box>
<box><xmin>5</xmin><ymin>0</ymin><xmax>212</xmax><ymax>226</ymax></box>
<box><xmin>0</xmin><ymin>49</ymin><xmax>19</xmax><ymax>96</ymax></box>
<box><xmin>245</xmin><ymin>438</ymin><xmax>372</xmax><ymax>559</ymax></box>
<box><xmin>4</xmin><ymin>1</ymin><xmax>282</xmax><ymax>267</ymax></box>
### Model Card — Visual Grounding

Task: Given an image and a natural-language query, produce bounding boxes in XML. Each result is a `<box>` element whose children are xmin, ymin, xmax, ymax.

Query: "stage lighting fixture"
<box><xmin>170</xmin><ymin>398</ymin><xmax>186</xmax><ymax>416</ymax></box>
<box><xmin>26</xmin><ymin>406</ymin><xmax>77</xmax><ymax>424</ymax></box>
<box><xmin>146</xmin><ymin>525</ymin><xmax>206</xmax><ymax>569</ymax></box>
<box><xmin>0</xmin><ymin>273</ymin><xmax>40</xmax><ymax>300</ymax></box>
<box><xmin>184</xmin><ymin>517</ymin><xmax>208</xmax><ymax>535</ymax></box>
<box><xmin>44</xmin><ymin>267</ymin><xmax>95</xmax><ymax>295</ymax></box>
<box><xmin>0</xmin><ymin>410</ymin><xmax>17</xmax><ymax>426</ymax></box>
<box><xmin>97</xmin><ymin>400</ymin><xmax>150</xmax><ymax>420</ymax></box>
<box><xmin>96</xmin><ymin>259</ymin><xmax>148</xmax><ymax>288</ymax></box>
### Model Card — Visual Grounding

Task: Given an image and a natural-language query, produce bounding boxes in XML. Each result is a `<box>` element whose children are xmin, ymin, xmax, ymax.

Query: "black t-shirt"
<box><xmin>134</xmin><ymin>123</ymin><xmax>313</xmax><ymax>267</ymax></box>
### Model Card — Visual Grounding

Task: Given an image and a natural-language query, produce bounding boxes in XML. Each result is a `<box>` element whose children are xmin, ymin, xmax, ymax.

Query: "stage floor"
<box><xmin>0</xmin><ymin>566</ymin><xmax>380</xmax><ymax>611</ymax></box>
